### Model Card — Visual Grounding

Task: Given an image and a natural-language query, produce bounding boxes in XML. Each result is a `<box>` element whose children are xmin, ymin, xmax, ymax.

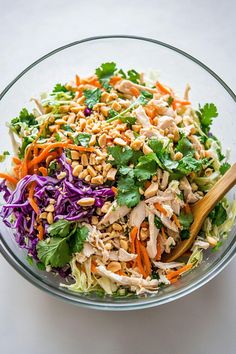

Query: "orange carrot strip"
<box><xmin>91</xmin><ymin>263</ymin><xmax>97</xmax><ymax>273</ymax></box>
<box><xmin>66</xmin><ymin>144</ymin><xmax>95</xmax><ymax>153</ymax></box>
<box><xmin>155</xmin><ymin>235</ymin><xmax>162</xmax><ymax>261</ymax></box>
<box><xmin>37</xmin><ymin>223</ymin><xmax>44</xmax><ymax>240</ymax></box>
<box><xmin>185</xmin><ymin>203</ymin><xmax>191</xmax><ymax>214</ymax></box>
<box><xmin>130</xmin><ymin>226</ymin><xmax>138</xmax><ymax>254</ymax></box>
<box><xmin>111</xmin><ymin>186</ymin><xmax>117</xmax><ymax>195</ymax></box>
<box><xmin>156</xmin><ymin>81</ymin><xmax>171</xmax><ymax>94</ymax></box>
<box><xmin>110</xmin><ymin>76</ymin><xmax>122</xmax><ymax>86</ymax></box>
<box><xmin>28</xmin><ymin>142</ymin><xmax>69</xmax><ymax>168</ymax></box>
<box><xmin>0</xmin><ymin>173</ymin><xmax>18</xmax><ymax>185</ymax></box>
<box><xmin>154</xmin><ymin>202</ymin><xmax>167</xmax><ymax>216</ymax></box>
<box><xmin>117</xmin><ymin>270</ymin><xmax>126</xmax><ymax>276</ymax></box>
<box><xmin>38</xmin><ymin>167</ymin><xmax>48</xmax><ymax>176</ymax></box>
<box><xmin>145</xmin><ymin>106</ymin><xmax>156</xmax><ymax>119</ymax></box>
<box><xmin>130</xmin><ymin>86</ymin><xmax>140</xmax><ymax>98</ymax></box>
<box><xmin>75</xmin><ymin>74</ymin><xmax>80</xmax><ymax>86</ymax></box>
<box><xmin>28</xmin><ymin>183</ymin><xmax>39</xmax><ymax>214</ymax></box>
<box><xmin>135</xmin><ymin>239</ymin><xmax>147</xmax><ymax>278</ymax></box>
<box><xmin>166</xmin><ymin>264</ymin><xmax>193</xmax><ymax>280</ymax></box>
<box><xmin>170</xmin><ymin>277</ymin><xmax>179</xmax><ymax>284</ymax></box>
<box><xmin>161</xmin><ymin>227</ymin><xmax>167</xmax><ymax>240</ymax></box>
<box><xmin>172</xmin><ymin>100</ymin><xmax>177</xmax><ymax>110</ymax></box>
<box><xmin>140</xmin><ymin>243</ymin><xmax>151</xmax><ymax>276</ymax></box>
<box><xmin>12</xmin><ymin>156</ymin><xmax>21</xmax><ymax>165</ymax></box>
<box><xmin>172</xmin><ymin>214</ymin><xmax>181</xmax><ymax>229</ymax></box>
<box><xmin>174</xmin><ymin>99</ymin><xmax>191</xmax><ymax>105</ymax></box>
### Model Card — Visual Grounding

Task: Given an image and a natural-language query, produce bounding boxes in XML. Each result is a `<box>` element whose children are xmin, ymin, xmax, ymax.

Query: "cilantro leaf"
<box><xmin>10</xmin><ymin>108</ymin><xmax>38</xmax><ymax>135</ymax></box>
<box><xmin>134</xmin><ymin>153</ymin><xmax>158</xmax><ymax>181</ymax></box>
<box><xmin>95</xmin><ymin>62</ymin><xmax>117</xmax><ymax>89</ymax></box>
<box><xmin>119</xmin><ymin>166</ymin><xmax>135</xmax><ymax>178</ymax></box>
<box><xmin>117</xmin><ymin>176</ymin><xmax>141</xmax><ymax>208</ymax></box>
<box><xmin>220</xmin><ymin>162</ymin><xmax>231</xmax><ymax>175</ymax></box>
<box><xmin>84</xmin><ymin>88</ymin><xmax>102</xmax><ymax>109</ymax></box>
<box><xmin>209</xmin><ymin>203</ymin><xmax>227</xmax><ymax>226</ymax></box>
<box><xmin>212</xmin><ymin>241</ymin><xmax>223</xmax><ymax>252</ymax></box>
<box><xmin>154</xmin><ymin>216</ymin><xmax>163</xmax><ymax>229</ymax></box>
<box><xmin>61</xmin><ymin>124</ymin><xmax>74</xmax><ymax>132</ymax></box>
<box><xmin>140</xmin><ymin>90</ymin><xmax>153</xmax><ymax>99</ymax></box>
<box><xmin>36</xmin><ymin>237</ymin><xmax>71</xmax><ymax>267</ymax></box>
<box><xmin>197</xmin><ymin>103</ymin><xmax>218</xmax><ymax>134</ymax></box>
<box><xmin>54</xmin><ymin>132</ymin><xmax>61</xmax><ymax>141</ymax></box>
<box><xmin>74</xmin><ymin>133</ymin><xmax>91</xmax><ymax>147</ymax></box>
<box><xmin>127</xmin><ymin>69</ymin><xmax>140</xmax><ymax>84</ymax></box>
<box><xmin>180</xmin><ymin>229</ymin><xmax>190</xmax><ymax>240</ymax></box>
<box><xmin>107</xmin><ymin>146</ymin><xmax>133</xmax><ymax>167</ymax></box>
<box><xmin>177</xmin><ymin>155</ymin><xmax>206</xmax><ymax>175</ymax></box>
<box><xmin>108</xmin><ymin>109</ymin><xmax>117</xmax><ymax>119</ymax></box>
<box><xmin>0</xmin><ymin>151</ymin><xmax>10</xmax><ymax>162</ymax></box>
<box><xmin>167</xmin><ymin>96</ymin><xmax>174</xmax><ymax>106</ymax></box>
<box><xmin>18</xmin><ymin>136</ymin><xmax>34</xmax><ymax>159</ymax></box>
<box><xmin>52</xmin><ymin>83</ymin><xmax>69</xmax><ymax>93</ymax></box>
<box><xmin>148</xmin><ymin>139</ymin><xmax>178</xmax><ymax>171</ymax></box>
<box><xmin>176</xmin><ymin>135</ymin><xmax>193</xmax><ymax>156</ymax></box>
<box><xmin>47</xmin><ymin>219</ymin><xmax>72</xmax><ymax>238</ymax></box>
<box><xmin>120</xmin><ymin>116</ymin><xmax>136</xmax><ymax>125</ymax></box>
<box><xmin>179</xmin><ymin>212</ymin><xmax>193</xmax><ymax>229</ymax></box>
<box><xmin>70</xmin><ymin>226</ymin><xmax>89</xmax><ymax>253</ymax></box>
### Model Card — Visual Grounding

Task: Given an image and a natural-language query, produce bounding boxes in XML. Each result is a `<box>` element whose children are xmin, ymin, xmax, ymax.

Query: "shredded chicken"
<box><xmin>146</xmin><ymin>210</ymin><xmax>158</xmax><ymax>259</ymax></box>
<box><xmin>129</xmin><ymin>201</ymin><xmax>146</xmax><ymax>229</ymax></box>
<box><xmin>97</xmin><ymin>265</ymin><xmax>159</xmax><ymax>290</ymax></box>
<box><xmin>99</xmin><ymin>201</ymin><xmax>130</xmax><ymax>225</ymax></box>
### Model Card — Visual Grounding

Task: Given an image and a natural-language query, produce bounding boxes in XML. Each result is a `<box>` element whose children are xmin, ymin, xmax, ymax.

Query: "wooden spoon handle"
<box><xmin>191</xmin><ymin>163</ymin><xmax>236</xmax><ymax>220</ymax></box>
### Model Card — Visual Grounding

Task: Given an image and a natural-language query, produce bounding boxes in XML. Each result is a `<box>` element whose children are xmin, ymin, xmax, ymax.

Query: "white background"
<box><xmin>0</xmin><ymin>1</ymin><xmax>236</xmax><ymax>353</ymax></box>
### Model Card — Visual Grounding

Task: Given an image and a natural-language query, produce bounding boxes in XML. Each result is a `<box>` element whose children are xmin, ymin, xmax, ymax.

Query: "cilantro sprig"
<box><xmin>10</xmin><ymin>108</ymin><xmax>38</xmax><ymax>136</ymax></box>
<box><xmin>84</xmin><ymin>88</ymin><xmax>102</xmax><ymax>109</ymax></box>
<box><xmin>36</xmin><ymin>220</ymin><xmax>88</xmax><ymax>267</ymax></box>
<box><xmin>95</xmin><ymin>62</ymin><xmax>117</xmax><ymax>90</ymax></box>
<box><xmin>197</xmin><ymin>103</ymin><xmax>218</xmax><ymax>134</ymax></box>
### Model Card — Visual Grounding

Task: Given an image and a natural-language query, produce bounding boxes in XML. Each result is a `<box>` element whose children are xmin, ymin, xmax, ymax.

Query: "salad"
<box><xmin>0</xmin><ymin>62</ymin><xmax>235</xmax><ymax>296</ymax></box>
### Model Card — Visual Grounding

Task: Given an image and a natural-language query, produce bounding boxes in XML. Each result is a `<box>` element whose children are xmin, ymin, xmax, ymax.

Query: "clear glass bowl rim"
<box><xmin>0</xmin><ymin>35</ymin><xmax>235</xmax><ymax>311</ymax></box>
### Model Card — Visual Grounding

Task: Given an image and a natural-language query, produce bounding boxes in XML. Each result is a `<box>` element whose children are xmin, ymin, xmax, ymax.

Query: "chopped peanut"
<box><xmin>114</xmin><ymin>137</ymin><xmax>127</xmax><ymax>146</ymax></box>
<box><xmin>77</xmin><ymin>197</ymin><xmax>95</xmax><ymax>207</ymax></box>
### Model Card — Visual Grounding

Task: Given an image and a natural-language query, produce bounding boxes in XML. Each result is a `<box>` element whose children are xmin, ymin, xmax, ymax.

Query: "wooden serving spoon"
<box><xmin>163</xmin><ymin>163</ymin><xmax>236</xmax><ymax>262</ymax></box>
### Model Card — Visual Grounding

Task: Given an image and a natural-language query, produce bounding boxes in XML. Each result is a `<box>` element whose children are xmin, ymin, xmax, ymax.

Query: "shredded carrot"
<box><xmin>12</xmin><ymin>156</ymin><xmax>21</xmax><ymax>165</ymax></box>
<box><xmin>156</xmin><ymin>81</ymin><xmax>171</xmax><ymax>95</ymax></box>
<box><xmin>144</xmin><ymin>180</ymin><xmax>151</xmax><ymax>189</ymax></box>
<box><xmin>111</xmin><ymin>186</ymin><xmax>118</xmax><ymax>195</ymax></box>
<box><xmin>155</xmin><ymin>235</ymin><xmax>162</xmax><ymax>261</ymax></box>
<box><xmin>37</xmin><ymin>223</ymin><xmax>44</xmax><ymax>240</ymax></box>
<box><xmin>130</xmin><ymin>86</ymin><xmax>140</xmax><ymax>98</ymax></box>
<box><xmin>166</xmin><ymin>264</ymin><xmax>193</xmax><ymax>280</ymax></box>
<box><xmin>172</xmin><ymin>214</ymin><xmax>181</xmax><ymax>229</ymax></box>
<box><xmin>184</xmin><ymin>203</ymin><xmax>191</xmax><ymax>214</ymax></box>
<box><xmin>117</xmin><ymin>270</ymin><xmax>126</xmax><ymax>276</ymax></box>
<box><xmin>141</xmin><ymin>221</ymin><xmax>149</xmax><ymax>228</ymax></box>
<box><xmin>28</xmin><ymin>183</ymin><xmax>39</xmax><ymax>214</ymax></box>
<box><xmin>145</xmin><ymin>106</ymin><xmax>157</xmax><ymax>120</ymax></box>
<box><xmin>66</xmin><ymin>144</ymin><xmax>95</xmax><ymax>153</ymax></box>
<box><xmin>0</xmin><ymin>173</ymin><xmax>18</xmax><ymax>185</ymax></box>
<box><xmin>172</xmin><ymin>100</ymin><xmax>177</xmax><ymax>110</ymax></box>
<box><xmin>75</xmin><ymin>74</ymin><xmax>80</xmax><ymax>86</ymax></box>
<box><xmin>135</xmin><ymin>239</ymin><xmax>147</xmax><ymax>278</ymax></box>
<box><xmin>169</xmin><ymin>277</ymin><xmax>179</xmax><ymax>284</ymax></box>
<box><xmin>174</xmin><ymin>99</ymin><xmax>191</xmax><ymax>106</ymax></box>
<box><xmin>110</xmin><ymin>76</ymin><xmax>122</xmax><ymax>86</ymax></box>
<box><xmin>38</xmin><ymin>167</ymin><xmax>48</xmax><ymax>176</ymax></box>
<box><xmin>28</xmin><ymin>142</ymin><xmax>69</xmax><ymax>169</ymax></box>
<box><xmin>81</xmin><ymin>76</ymin><xmax>101</xmax><ymax>88</ymax></box>
<box><xmin>91</xmin><ymin>263</ymin><xmax>97</xmax><ymax>273</ymax></box>
<box><xmin>154</xmin><ymin>202</ymin><xmax>167</xmax><ymax>216</ymax></box>
<box><xmin>130</xmin><ymin>226</ymin><xmax>138</xmax><ymax>254</ymax></box>
<box><xmin>13</xmin><ymin>165</ymin><xmax>20</xmax><ymax>179</ymax></box>
<box><xmin>140</xmin><ymin>243</ymin><xmax>151</xmax><ymax>276</ymax></box>
<box><xmin>161</xmin><ymin>227</ymin><xmax>167</xmax><ymax>240</ymax></box>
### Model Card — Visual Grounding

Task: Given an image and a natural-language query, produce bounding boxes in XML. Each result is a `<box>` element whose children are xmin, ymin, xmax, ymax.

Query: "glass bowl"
<box><xmin>0</xmin><ymin>35</ymin><xmax>235</xmax><ymax>310</ymax></box>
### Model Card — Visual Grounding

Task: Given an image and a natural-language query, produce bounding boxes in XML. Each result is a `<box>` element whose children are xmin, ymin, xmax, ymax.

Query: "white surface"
<box><xmin>0</xmin><ymin>1</ymin><xmax>236</xmax><ymax>353</ymax></box>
